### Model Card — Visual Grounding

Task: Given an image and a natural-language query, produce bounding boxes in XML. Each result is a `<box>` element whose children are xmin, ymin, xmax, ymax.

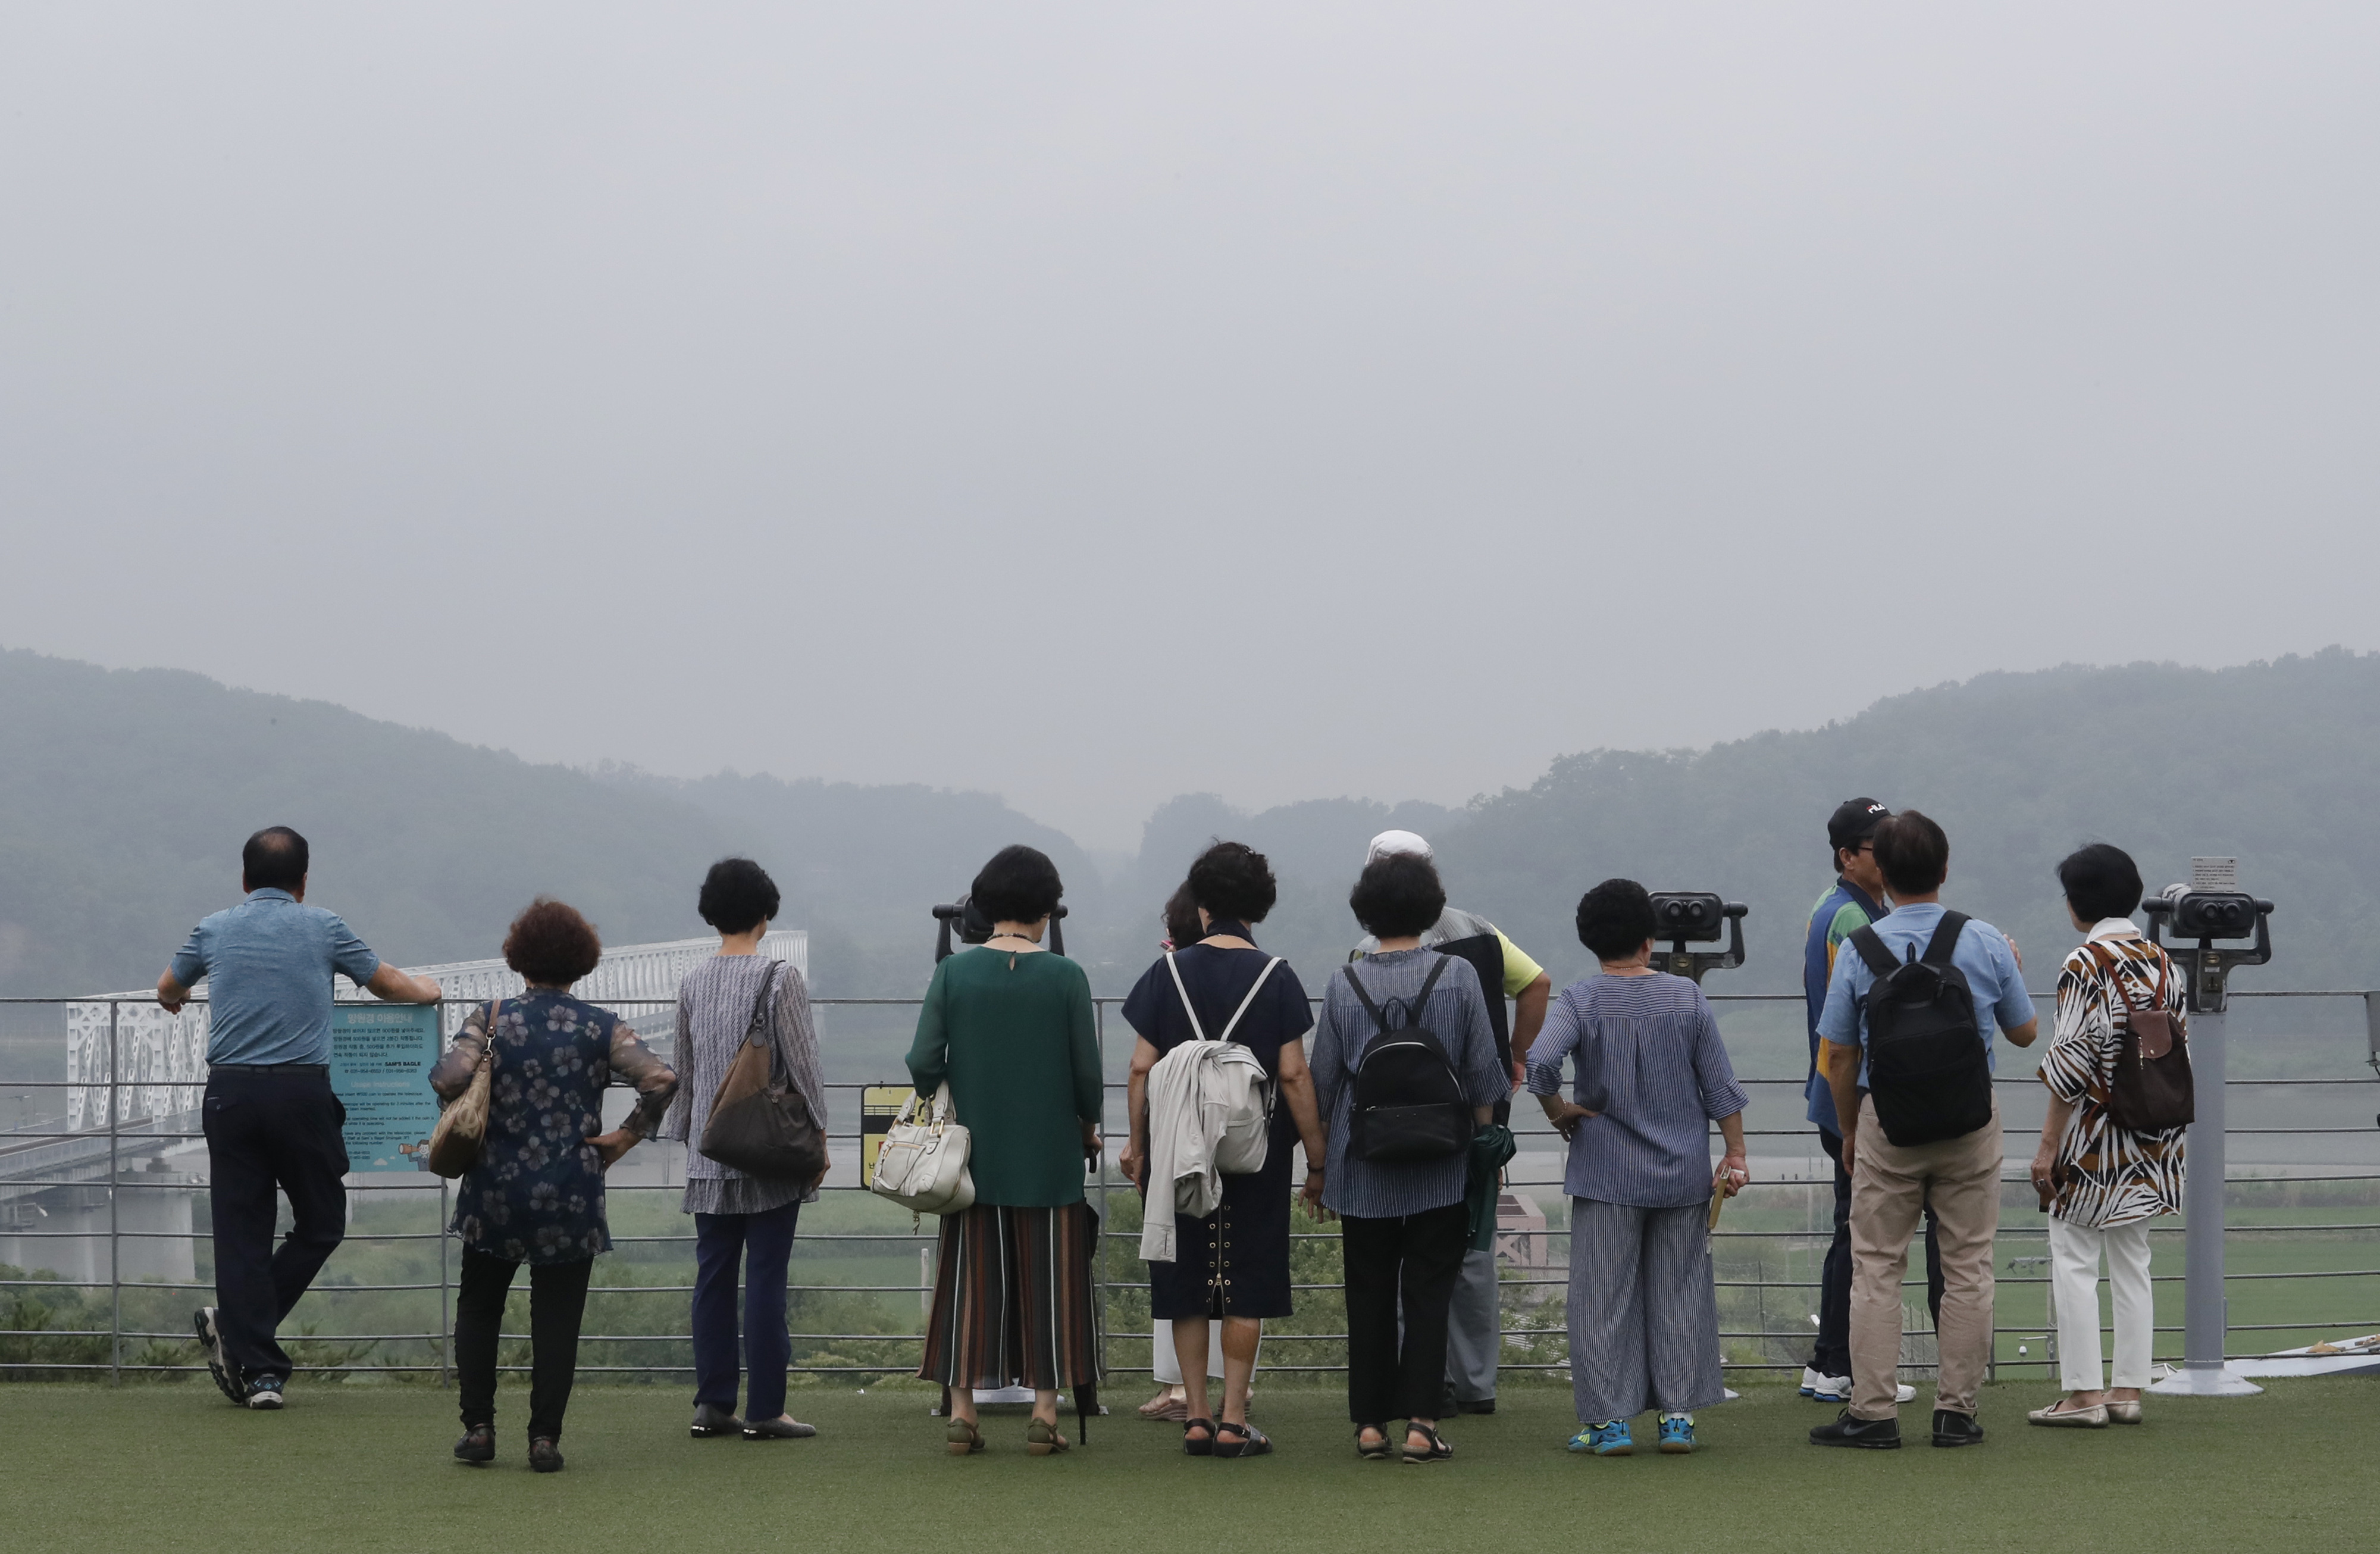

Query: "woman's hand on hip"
<box><xmin>585</xmin><ymin>1128</ymin><xmax>637</xmax><ymax>1169</ymax></box>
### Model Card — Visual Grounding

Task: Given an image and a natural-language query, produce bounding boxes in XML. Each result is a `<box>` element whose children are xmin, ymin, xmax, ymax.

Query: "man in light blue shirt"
<box><xmin>1809</xmin><ymin>809</ymin><xmax>2037</xmax><ymax>1452</ymax></box>
<box><xmin>156</xmin><ymin>826</ymin><xmax>439</xmax><ymax>1408</ymax></box>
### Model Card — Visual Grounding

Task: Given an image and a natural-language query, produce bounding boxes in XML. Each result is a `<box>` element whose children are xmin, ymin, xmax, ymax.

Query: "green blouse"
<box><xmin>906</xmin><ymin>947</ymin><xmax>1102</xmax><ymax>1208</ymax></box>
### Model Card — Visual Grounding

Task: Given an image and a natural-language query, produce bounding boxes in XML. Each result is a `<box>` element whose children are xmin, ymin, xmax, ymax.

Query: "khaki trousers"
<box><xmin>1848</xmin><ymin>1095</ymin><xmax>2000</xmax><ymax>1419</ymax></box>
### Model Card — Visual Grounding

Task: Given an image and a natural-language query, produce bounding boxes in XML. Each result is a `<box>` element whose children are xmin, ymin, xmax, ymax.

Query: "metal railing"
<box><xmin>2</xmin><ymin>990</ymin><xmax>2373</xmax><ymax>1384</ymax></box>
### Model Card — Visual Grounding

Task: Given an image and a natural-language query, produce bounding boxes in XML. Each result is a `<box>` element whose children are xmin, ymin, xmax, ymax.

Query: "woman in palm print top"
<box><xmin>430</xmin><ymin>898</ymin><xmax>676</xmax><ymax>1468</ymax></box>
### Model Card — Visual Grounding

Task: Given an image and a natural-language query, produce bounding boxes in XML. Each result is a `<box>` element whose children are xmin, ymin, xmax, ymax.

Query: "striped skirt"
<box><xmin>917</xmin><ymin>1201</ymin><xmax>1102</xmax><ymax>1392</ymax></box>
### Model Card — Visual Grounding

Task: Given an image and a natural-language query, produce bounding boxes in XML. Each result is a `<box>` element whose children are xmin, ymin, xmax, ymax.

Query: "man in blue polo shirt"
<box><xmin>157</xmin><ymin>826</ymin><xmax>439</xmax><ymax>1409</ymax></box>
<box><xmin>1799</xmin><ymin>799</ymin><xmax>1933</xmax><ymax>1406</ymax></box>
<box><xmin>1809</xmin><ymin>811</ymin><xmax>2036</xmax><ymax>1450</ymax></box>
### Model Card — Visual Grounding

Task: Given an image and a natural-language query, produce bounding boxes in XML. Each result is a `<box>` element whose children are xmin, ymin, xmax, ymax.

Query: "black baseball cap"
<box><xmin>1828</xmin><ymin>798</ymin><xmax>1891</xmax><ymax>855</ymax></box>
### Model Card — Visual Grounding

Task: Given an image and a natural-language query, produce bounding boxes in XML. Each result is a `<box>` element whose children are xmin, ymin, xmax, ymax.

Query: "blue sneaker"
<box><xmin>1658</xmin><ymin>1414</ymin><xmax>1696</xmax><ymax>1454</ymax></box>
<box><xmin>1567</xmin><ymin>1419</ymin><xmax>1633</xmax><ymax>1456</ymax></box>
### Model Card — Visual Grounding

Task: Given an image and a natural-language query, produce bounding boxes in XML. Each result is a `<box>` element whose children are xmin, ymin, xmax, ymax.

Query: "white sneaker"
<box><xmin>1812</xmin><ymin>1375</ymin><xmax>1916</xmax><ymax>1405</ymax></box>
<box><xmin>1799</xmin><ymin>1366</ymin><xmax>1824</xmax><ymax>1397</ymax></box>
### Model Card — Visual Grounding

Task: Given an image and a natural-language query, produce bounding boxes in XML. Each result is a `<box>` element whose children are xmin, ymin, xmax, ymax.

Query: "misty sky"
<box><xmin>4</xmin><ymin>7</ymin><xmax>2375</xmax><ymax>848</ymax></box>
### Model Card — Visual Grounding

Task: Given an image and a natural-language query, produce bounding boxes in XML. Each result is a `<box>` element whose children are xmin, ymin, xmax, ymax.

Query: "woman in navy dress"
<box><xmin>1119</xmin><ymin>843</ymin><xmax>1326</xmax><ymax>1458</ymax></box>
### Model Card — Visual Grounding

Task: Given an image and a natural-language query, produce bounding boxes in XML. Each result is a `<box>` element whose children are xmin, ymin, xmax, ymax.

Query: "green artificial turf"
<box><xmin>3</xmin><ymin>1378</ymin><xmax>2372</xmax><ymax>1553</ymax></box>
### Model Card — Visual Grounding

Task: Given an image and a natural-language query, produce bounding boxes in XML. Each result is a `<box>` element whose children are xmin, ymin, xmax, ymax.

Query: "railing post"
<box><xmin>108</xmin><ymin>999</ymin><xmax>121</xmax><ymax>1387</ymax></box>
<box><xmin>1093</xmin><ymin>999</ymin><xmax>1110</xmax><ymax>1380</ymax></box>
<box><xmin>439</xmin><ymin>1175</ymin><xmax>451</xmax><ymax>1389</ymax></box>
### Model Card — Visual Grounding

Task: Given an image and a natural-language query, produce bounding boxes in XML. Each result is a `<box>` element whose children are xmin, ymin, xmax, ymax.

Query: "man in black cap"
<box><xmin>1797</xmin><ymin>800</ymin><xmax>1936</xmax><ymax>1405</ymax></box>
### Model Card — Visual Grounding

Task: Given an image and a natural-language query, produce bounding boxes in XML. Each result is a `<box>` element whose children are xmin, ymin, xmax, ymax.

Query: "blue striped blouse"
<box><xmin>1525</xmin><ymin>971</ymin><xmax>1749</xmax><ymax>1209</ymax></box>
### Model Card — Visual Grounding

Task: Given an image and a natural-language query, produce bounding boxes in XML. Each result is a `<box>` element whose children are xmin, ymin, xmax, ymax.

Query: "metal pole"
<box><xmin>439</xmin><ymin>1175</ymin><xmax>451</xmax><ymax>1388</ymax></box>
<box><xmin>1093</xmin><ymin>999</ymin><xmax>1110</xmax><ymax>1380</ymax></box>
<box><xmin>108</xmin><ymin>1000</ymin><xmax>121</xmax><ymax>1387</ymax></box>
<box><xmin>2155</xmin><ymin>1006</ymin><xmax>2259</xmax><ymax>1395</ymax></box>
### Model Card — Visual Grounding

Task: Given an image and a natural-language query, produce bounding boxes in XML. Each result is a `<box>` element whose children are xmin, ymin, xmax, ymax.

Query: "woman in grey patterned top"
<box><xmin>1311</xmin><ymin>852</ymin><xmax>1505</xmax><ymax>1465</ymax></box>
<box><xmin>657</xmin><ymin>859</ymin><xmax>828</xmax><ymax>1442</ymax></box>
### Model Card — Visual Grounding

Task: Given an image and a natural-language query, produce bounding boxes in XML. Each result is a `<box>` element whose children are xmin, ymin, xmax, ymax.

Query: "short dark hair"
<box><xmin>242</xmin><ymin>826</ymin><xmax>309</xmax><ymax>892</ymax></box>
<box><xmin>2058</xmin><ymin>843</ymin><xmax>2144</xmax><ymax>923</ymax></box>
<box><xmin>698</xmin><ymin>857</ymin><xmax>781</xmax><ymax>935</ymax></box>
<box><xmin>1575</xmin><ymin>878</ymin><xmax>1658</xmax><ymax>961</ymax></box>
<box><xmin>1162</xmin><ymin>881</ymin><xmax>1203</xmax><ymax>948</ymax></box>
<box><xmin>503</xmin><ymin>898</ymin><xmax>603</xmax><ymax>987</ymax></box>
<box><xmin>1873</xmin><ymin>810</ymin><xmax>1950</xmax><ymax>897</ymax></box>
<box><xmin>1349</xmin><ymin>852</ymin><xmax>1446</xmax><ymax>940</ymax></box>
<box><xmin>1188</xmin><ymin>841</ymin><xmax>1277</xmax><ymax>925</ymax></box>
<box><xmin>971</xmin><ymin>845</ymin><xmax>1063</xmax><ymax>925</ymax></box>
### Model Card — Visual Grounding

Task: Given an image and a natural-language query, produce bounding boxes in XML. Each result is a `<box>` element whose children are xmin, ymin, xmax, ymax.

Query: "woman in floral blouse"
<box><xmin>431</xmin><ymin>898</ymin><xmax>677</xmax><ymax>1472</ymax></box>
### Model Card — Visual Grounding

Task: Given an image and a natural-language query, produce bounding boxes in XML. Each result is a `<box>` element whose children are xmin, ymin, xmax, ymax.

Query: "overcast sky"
<box><xmin>3</xmin><ymin>6</ymin><xmax>2374</xmax><ymax>849</ymax></box>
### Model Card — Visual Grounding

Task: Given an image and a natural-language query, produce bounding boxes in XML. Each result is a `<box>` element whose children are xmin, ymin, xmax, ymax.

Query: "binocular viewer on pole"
<box><xmin>932</xmin><ymin>898</ymin><xmax>1068</xmax><ymax>962</ymax></box>
<box><xmin>2143</xmin><ymin>879</ymin><xmax>2273</xmax><ymax>1015</ymax></box>
<box><xmin>1648</xmin><ymin>892</ymin><xmax>1748</xmax><ymax>985</ymax></box>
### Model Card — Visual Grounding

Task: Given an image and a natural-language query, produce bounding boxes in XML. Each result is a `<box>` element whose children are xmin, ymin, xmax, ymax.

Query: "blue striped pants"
<box><xmin>1566</xmin><ymin>1197</ymin><xmax>1724</xmax><ymax>1422</ymax></box>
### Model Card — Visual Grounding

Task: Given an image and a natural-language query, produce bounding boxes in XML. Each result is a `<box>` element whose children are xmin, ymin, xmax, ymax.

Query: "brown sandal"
<box><xmin>945</xmin><ymin>1418</ymin><xmax>985</xmax><ymax>1455</ymax></box>
<box><xmin>1026</xmin><ymin>1418</ymin><xmax>1072</xmax><ymax>1456</ymax></box>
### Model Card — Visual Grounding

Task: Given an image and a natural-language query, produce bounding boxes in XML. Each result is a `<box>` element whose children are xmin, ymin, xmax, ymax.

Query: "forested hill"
<box><xmin>1419</xmin><ymin>652</ymin><xmax>2380</xmax><ymax>996</ymax></box>
<box><xmin>0</xmin><ymin>650</ymin><xmax>1097</xmax><ymax>998</ymax></box>
<box><xmin>4</xmin><ymin>646</ymin><xmax>2375</xmax><ymax>1003</ymax></box>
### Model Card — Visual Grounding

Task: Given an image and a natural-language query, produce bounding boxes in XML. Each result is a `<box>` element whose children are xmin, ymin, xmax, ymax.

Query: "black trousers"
<box><xmin>455</xmin><ymin>1249</ymin><xmax>593</xmax><ymax>1440</ymax></box>
<box><xmin>201</xmin><ymin>1070</ymin><xmax>349</xmax><ymax>1382</ymax></box>
<box><xmin>1812</xmin><ymin>1128</ymin><xmax>1943</xmax><ymax>1379</ymax></box>
<box><xmin>1342</xmin><ymin>1203</ymin><xmax>1469</xmax><ymax>1425</ymax></box>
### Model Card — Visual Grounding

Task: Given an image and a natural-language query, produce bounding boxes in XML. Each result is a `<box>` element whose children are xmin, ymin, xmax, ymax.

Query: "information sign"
<box><xmin>330</xmin><ymin>1004</ymin><xmax>443</xmax><ymax>1172</ymax></box>
<box><xmin>860</xmin><ymin>1085</ymin><xmax>916</xmax><ymax>1181</ymax></box>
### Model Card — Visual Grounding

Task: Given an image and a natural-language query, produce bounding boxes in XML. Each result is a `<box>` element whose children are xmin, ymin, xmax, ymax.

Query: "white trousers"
<box><xmin>1150</xmin><ymin>1318</ymin><xmax>1243</xmax><ymax>1384</ymax></box>
<box><xmin>2048</xmin><ymin>1215</ymin><xmax>2154</xmax><ymax>1393</ymax></box>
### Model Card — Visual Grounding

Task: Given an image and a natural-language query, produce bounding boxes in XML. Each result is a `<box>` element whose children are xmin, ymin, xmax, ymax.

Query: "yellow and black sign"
<box><xmin>860</xmin><ymin>1085</ymin><xmax>916</xmax><ymax>1180</ymax></box>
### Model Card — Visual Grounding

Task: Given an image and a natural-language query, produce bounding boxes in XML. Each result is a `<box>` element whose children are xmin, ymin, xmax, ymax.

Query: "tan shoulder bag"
<box><xmin>428</xmin><ymin>998</ymin><xmax>498</xmax><ymax>1179</ymax></box>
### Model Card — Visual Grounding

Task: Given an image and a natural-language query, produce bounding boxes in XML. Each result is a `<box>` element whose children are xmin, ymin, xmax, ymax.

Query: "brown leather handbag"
<box><xmin>699</xmin><ymin>962</ymin><xmax>828</xmax><ymax>1182</ymax></box>
<box><xmin>2101</xmin><ymin>947</ymin><xmax>2194</xmax><ymax>1133</ymax></box>
<box><xmin>428</xmin><ymin>998</ymin><xmax>497</xmax><ymax>1179</ymax></box>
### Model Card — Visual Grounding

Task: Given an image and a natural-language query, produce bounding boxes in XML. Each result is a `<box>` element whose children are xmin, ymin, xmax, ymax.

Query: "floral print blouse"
<box><xmin>430</xmin><ymin>990</ymin><xmax>678</xmax><ymax>1265</ymax></box>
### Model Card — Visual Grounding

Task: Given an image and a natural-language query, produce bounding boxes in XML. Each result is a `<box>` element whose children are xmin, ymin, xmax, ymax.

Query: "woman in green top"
<box><xmin>909</xmin><ymin>845</ymin><xmax>1104</xmax><ymax>1456</ymax></box>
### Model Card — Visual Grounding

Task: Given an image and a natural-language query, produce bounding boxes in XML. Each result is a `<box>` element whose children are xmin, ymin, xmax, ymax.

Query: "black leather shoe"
<box><xmin>453</xmin><ymin>1424</ymin><xmax>495</xmax><ymax>1465</ymax></box>
<box><xmin>690</xmin><ymin>1403</ymin><xmax>744</xmax><ymax>1438</ymax></box>
<box><xmin>1809</xmin><ymin>1409</ymin><xmax>1902</xmax><ymax>1449</ymax></box>
<box><xmin>1932</xmin><ymin>1409</ymin><xmax>1984</xmax><ymax>1448</ymax></box>
<box><xmin>742</xmin><ymin>1415</ymin><xmax>818</xmax><ymax>1440</ymax></box>
<box><xmin>528</xmin><ymin>1436</ymin><xmax>565</xmax><ymax>1473</ymax></box>
<box><xmin>1454</xmin><ymin>1397</ymin><xmax>1496</xmax><ymax>1415</ymax></box>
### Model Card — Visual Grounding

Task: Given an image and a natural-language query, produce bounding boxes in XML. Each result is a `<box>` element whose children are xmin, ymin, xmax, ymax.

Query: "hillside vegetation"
<box><xmin>2</xmin><ymin>647</ymin><xmax>2373</xmax><ymax>1011</ymax></box>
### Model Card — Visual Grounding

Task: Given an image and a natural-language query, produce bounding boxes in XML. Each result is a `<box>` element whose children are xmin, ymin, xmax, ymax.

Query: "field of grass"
<box><xmin>3</xmin><ymin>1377</ymin><xmax>2372</xmax><ymax>1554</ymax></box>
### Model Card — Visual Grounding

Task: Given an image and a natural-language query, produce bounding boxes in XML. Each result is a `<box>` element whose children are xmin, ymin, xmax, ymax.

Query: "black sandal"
<box><xmin>1213</xmin><ymin>1421</ymin><xmax>1272</xmax><ymax>1458</ymax></box>
<box><xmin>1183</xmin><ymin>1417</ymin><xmax>1216</xmax><ymax>1456</ymax></box>
<box><xmin>1355</xmin><ymin>1423</ymin><xmax>1393</xmax><ymax>1461</ymax></box>
<box><xmin>1402</xmin><ymin>1421</ymin><xmax>1453</xmax><ymax>1465</ymax></box>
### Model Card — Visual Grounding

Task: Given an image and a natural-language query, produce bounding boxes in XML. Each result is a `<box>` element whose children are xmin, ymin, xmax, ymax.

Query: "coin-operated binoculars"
<box><xmin>1647</xmin><ymin>893</ymin><xmax>1748</xmax><ymax>986</ymax></box>
<box><xmin>2144</xmin><ymin>859</ymin><xmax>2275</xmax><ymax>1398</ymax></box>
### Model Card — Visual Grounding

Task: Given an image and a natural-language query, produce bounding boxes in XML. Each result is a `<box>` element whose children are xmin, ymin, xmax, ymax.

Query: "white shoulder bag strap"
<box><xmin>1167</xmin><ymin>951</ymin><xmax>1283</xmax><ymax>1120</ymax></box>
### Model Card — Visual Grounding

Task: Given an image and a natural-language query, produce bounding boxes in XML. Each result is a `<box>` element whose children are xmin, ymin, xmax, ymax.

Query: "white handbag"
<box><xmin>868</xmin><ymin>1082</ymin><xmax>976</xmax><ymax>1216</ymax></box>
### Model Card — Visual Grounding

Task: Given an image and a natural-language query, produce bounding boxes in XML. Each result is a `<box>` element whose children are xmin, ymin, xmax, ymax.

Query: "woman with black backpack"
<box><xmin>2027</xmin><ymin>844</ymin><xmax>2188</xmax><ymax>1430</ymax></box>
<box><xmin>1311</xmin><ymin>851</ymin><xmax>1507</xmax><ymax>1465</ymax></box>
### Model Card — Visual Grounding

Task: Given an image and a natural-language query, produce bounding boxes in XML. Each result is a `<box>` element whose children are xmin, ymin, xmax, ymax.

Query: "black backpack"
<box><xmin>1849</xmin><ymin>911</ymin><xmax>1996</xmax><ymax>1147</ymax></box>
<box><xmin>1343</xmin><ymin>959</ymin><xmax>1476</xmax><ymax>1164</ymax></box>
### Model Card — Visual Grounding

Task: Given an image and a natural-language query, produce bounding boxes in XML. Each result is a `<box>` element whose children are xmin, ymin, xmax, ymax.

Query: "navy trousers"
<box><xmin>692</xmin><ymin>1200</ymin><xmax>801</xmax><ymax>1420</ymax></box>
<box><xmin>201</xmin><ymin>1070</ymin><xmax>348</xmax><ymax>1383</ymax></box>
